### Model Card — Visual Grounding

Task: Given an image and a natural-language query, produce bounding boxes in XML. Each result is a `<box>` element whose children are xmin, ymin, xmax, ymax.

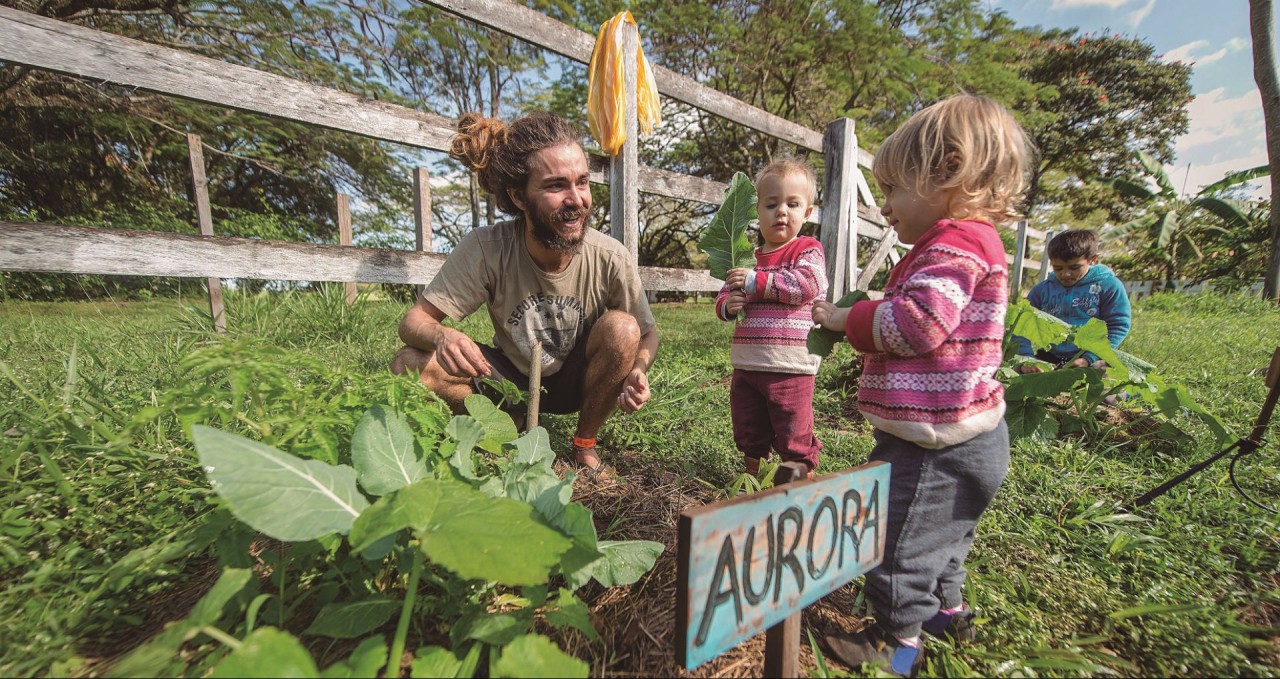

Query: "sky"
<box><xmin>990</xmin><ymin>0</ymin><xmax>1274</xmax><ymax>197</ymax></box>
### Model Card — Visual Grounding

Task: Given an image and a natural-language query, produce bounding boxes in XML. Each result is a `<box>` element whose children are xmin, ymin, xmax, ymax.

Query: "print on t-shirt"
<box><xmin>507</xmin><ymin>292</ymin><xmax>585</xmax><ymax>367</ymax></box>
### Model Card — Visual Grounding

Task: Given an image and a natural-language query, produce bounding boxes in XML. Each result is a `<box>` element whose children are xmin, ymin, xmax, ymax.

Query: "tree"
<box><xmin>1250</xmin><ymin>0</ymin><xmax>1280</xmax><ymax>300</ymax></box>
<box><xmin>1101</xmin><ymin>150</ymin><xmax>1268</xmax><ymax>284</ymax></box>
<box><xmin>1017</xmin><ymin>32</ymin><xmax>1194</xmax><ymax>220</ymax></box>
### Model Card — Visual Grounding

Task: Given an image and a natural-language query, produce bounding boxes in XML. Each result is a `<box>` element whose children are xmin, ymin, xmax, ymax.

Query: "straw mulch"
<box><xmin>548</xmin><ymin>452</ymin><xmax>870</xmax><ymax>678</ymax></box>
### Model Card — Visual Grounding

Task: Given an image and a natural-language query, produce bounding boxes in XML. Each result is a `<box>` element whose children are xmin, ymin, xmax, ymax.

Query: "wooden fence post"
<box><xmin>1011</xmin><ymin>219</ymin><xmax>1028</xmax><ymax>300</ymax></box>
<box><xmin>821</xmin><ymin>118</ymin><xmax>858</xmax><ymax>301</ymax></box>
<box><xmin>609</xmin><ymin>19</ymin><xmax>640</xmax><ymax>262</ymax></box>
<box><xmin>1039</xmin><ymin>228</ymin><xmax>1056</xmax><ymax>284</ymax></box>
<box><xmin>186</xmin><ymin>133</ymin><xmax>225</xmax><ymax>334</ymax></box>
<box><xmin>414</xmin><ymin>167</ymin><xmax>433</xmax><ymax>299</ymax></box>
<box><xmin>336</xmin><ymin>193</ymin><xmax>356</xmax><ymax>305</ymax></box>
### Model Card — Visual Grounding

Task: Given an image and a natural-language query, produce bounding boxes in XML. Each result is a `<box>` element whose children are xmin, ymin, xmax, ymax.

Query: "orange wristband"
<box><xmin>572</xmin><ymin>436</ymin><xmax>596</xmax><ymax>449</ymax></box>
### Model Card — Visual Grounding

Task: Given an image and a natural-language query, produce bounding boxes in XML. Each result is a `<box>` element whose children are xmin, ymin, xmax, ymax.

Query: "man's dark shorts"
<box><xmin>470</xmin><ymin>337</ymin><xmax>590</xmax><ymax>420</ymax></box>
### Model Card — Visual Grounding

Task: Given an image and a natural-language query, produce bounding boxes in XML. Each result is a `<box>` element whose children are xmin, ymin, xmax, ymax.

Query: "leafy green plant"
<box><xmin>1002</xmin><ymin>299</ymin><xmax>1228</xmax><ymax>443</ymax></box>
<box><xmin>129</xmin><ymin>395</ymin><xmax>664</xmax><ymax>677</ymax></box>
<box><xmin>697</xmin><ymin>171</ymin><xmax>758</xmax><ymax>281</ymax></box>
<box><xmin>807</xmin><ymin>290</ymin><xmax>870</xmax><ymax>358</ymax></box>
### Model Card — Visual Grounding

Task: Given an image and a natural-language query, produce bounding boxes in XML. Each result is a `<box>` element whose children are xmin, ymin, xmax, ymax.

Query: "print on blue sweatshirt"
<box><xmin>1014</xmin><ymin>264</ymin><xmax>1132</xmax><ymax>363</ymax></box>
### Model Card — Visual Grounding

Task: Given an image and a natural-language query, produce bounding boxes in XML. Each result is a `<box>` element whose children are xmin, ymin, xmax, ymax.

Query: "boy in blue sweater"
<box><xmin>1015</xmin><ymin>229</ymin><xmax>1131</xmax><ymax>372</ymax></box>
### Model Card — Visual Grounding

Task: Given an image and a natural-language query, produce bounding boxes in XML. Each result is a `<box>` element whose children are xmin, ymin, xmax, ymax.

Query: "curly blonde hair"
<box><xmin>872</xmin><ymin>94</ymin><xmax>1035</xmax><ymax>224</ymax></box>
<box><xmin>448</xmin><ymin>112</ymin><xmax>583</xmax><ymax>215</ymax></box>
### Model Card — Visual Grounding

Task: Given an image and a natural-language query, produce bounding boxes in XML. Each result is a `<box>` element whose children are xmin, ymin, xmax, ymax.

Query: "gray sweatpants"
<box><xmin>861</xmin><ymin>420</ymin><xmax>1010</xmax><ymax>638</ymax></box>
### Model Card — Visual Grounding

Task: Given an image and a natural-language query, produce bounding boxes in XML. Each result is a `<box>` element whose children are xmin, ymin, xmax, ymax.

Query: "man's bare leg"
<box><xmin>573</xmin><ymin>311</ymin><xmax>640</xmax><ymax>469</ymax></box>
<box><xmin>390</xmin><ymin>345</ymin><xmax>475</xmax><ymax>413</ymax></box>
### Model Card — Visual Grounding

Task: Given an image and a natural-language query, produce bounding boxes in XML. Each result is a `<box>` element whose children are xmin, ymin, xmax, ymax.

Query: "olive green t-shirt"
<box><xmin>423</xmin><ymin>218</ymin><xmax>656</xmax><ymax>377</ymax></box>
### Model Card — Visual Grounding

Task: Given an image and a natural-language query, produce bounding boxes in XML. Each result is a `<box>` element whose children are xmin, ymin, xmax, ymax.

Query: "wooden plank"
<box><xmin>0</xmin><ymin>222</ymin><xmax>448</xmax><ymax>284</ymax></box>
<box><xmin>0</xmin><ymin>6</ymin><xmax>456</xmax><ymax>151</ymax></box>
<box><xmin>1011</xmin><ymin>219</ymin><xmax>1028</xmax><ymax>300</ymax></box>
<box><xmin>336</xmin><ymin>194</ymin><xmax>357</xmax><ymax>304</ymax></box>
<box><xmin>609</xmin><ymin>20</ymin><xmax>640</xmax><ymax>258</ymax></box>
<box><xmin>1039</xmin><ymin>228</ymin><xmax>1055</xmax><ymax>284</ymax></box>
<box><xmin>675</xmin><ymin>462</ymin><xmax>890</xmax><ymax>670</ymax></box>
<box><xmin>0</xmin><ymin>222</ymin><xmax>722</xmax><ymax>291</ymax></box>
<box><xmin>421</xmin><ymin>0</ymin><xmax>827</xmax><ymax>153</ymax></box>
<box><xmin>820</xmin><ymin>119</ymin><xmax>858</xmax><ymax>301</ymax></box>
<box><xmin>186</xmin><ymin>133</ymin><xmax>225</xmax><ymax>334</ymax></box>
<box><xmin>763</xmin><ymin>613</ymin><xmax>801</xmax><ymax>679</ymax></box>
<box><xmin>856</xmin><ymin>228</ymin><xmax>898</xmax><ymax>291</ymax></box>
<box><xmin>414</xmin><ymin>167</ymin><xmax>433</xmax><ymax>298</ymax></box>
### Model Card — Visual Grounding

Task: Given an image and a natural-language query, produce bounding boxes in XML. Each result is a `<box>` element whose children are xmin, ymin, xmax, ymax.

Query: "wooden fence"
<box><xmin>0</xmin><ymin>1</ymin><xmax>1046</xmax><ymax>328</ymax></box>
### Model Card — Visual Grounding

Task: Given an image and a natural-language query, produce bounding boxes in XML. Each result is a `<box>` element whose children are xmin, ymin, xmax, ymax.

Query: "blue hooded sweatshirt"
<box><xmin>1015</xmin><ymin>264</ymin><xmax>1131</xmax><ymax>364</ymax></box>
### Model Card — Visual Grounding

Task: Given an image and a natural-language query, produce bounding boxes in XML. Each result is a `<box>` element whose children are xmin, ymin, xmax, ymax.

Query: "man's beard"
<box><xmin>527</xmin><ymin>204</ymin><xmax>589</xmax><ymax>252</ymax></box>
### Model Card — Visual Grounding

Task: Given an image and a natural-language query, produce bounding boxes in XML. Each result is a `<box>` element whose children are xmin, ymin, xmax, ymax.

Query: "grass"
<box><xmin>1</xmin><ymin>288</ymin><xmax>1278</xmax><ymax>677</ymax></box>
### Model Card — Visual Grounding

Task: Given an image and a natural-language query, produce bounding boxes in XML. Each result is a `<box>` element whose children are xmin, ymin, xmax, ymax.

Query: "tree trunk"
<box><xmin>1251</xmin><ymin>0</ymin><xmax>1280</xmax><ymax>301</ymax></box>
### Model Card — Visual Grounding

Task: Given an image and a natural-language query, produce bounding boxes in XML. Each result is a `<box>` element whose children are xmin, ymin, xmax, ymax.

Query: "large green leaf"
<box><xmin>1006</xmin><ymin>299</ymin><xmax>1070</xmax><ymax>353</ymax></box>
<box><xmin>1073</xmin><ymin>319</ymin><xmax>1129</xmax><ymax>382</ymax></box>
<box><xmin>320</xmin><ymin>637</ymin><xmax>387</xmax><ymax>678</ymax></box>
<box><xmin>1154</xmin><ymin>211</ymin><xmax>1178</xmax><ymax>248</ymax></box>
<box><xmin>1097</xmin><ymin>177</ymin><xmax>1156</xmax><ymax>200</ymax></box>
<box><xmin>1191</xmin><ymin>196</ymin><xmax>1253</xmax><ymax>230</ymax></box>
<box><xmin>697</xmin><ymin>172</ymin><xmax>758</xmax><ymax>280</ymax></box>
<box><xmin>510</xmin><ymin>427</ymin><xmax>555</xmax><ymax>468</ymax></box>
<box><xmin>454</xmin><ymin>611</ymin><xmax>531</xmax><ymax>645</ymax></box>
<box><xmin>193</xmin><ymin>426</ymin><xmax>369</xmax><ymax>541</ymax></box>
<box><xmin>108</xmin><ymin>568</ymin><xmax>254</xmax><ymax>678</ymax></box>
<box><xmin>490</xmin><ymin>634</ymin><xmax>588</xmax><ymax>679</ymax></box>
<box><xmin>302</xmin><ymin>598</ymin><xmax>399</xmax><ymax>638</ymax></box>
<box><xmin>351</xmin><ymin>405</ymin><xmax>425</xmax><ymax>497</ymax></box>
<box><xmin>350</xmin><ymin>480</ymin><xmax>572</xmax><ymax>586</ymax></box>
<box><xmin>210</xmin><ymin>628</ymin><xmax>319</xmax><ymax>678</ymax></box>
<box><xmin>1004</xmin><ymin>400</ymin><xmax>1060</xmax><ymax>442</ymax></box>
<box><xmin>546</xmin><ymin>588</ymin><xmax>599</xmax><ymax>641</ymax></box>
<box><xmin>464</xmin><ymin>394</ymin><xmax>518</xmax><ymax>454</ymax></box>
<box><xmin>1138</xmin><ymin>150</ymin><xmax>1176</xmax><ymax>196</ymax></box>
<box><xmin>807</xmin><ymin>290</ymin><xmax>870</xmax><ymax>357</ymax></box>
<box><xmin>1199</xmin><ymin>164</ymin><xmax>1269</xmax><ymax>194</ymax></box>
<box><xmin>573</xmin><ymin>539</ymin><xmax>664</xmax><ymax>588</ymax></box>
<box><xmin>410</xmin><ymin>647</ymin><xmax>462</xmax><ymax>679</ymax></box>
<box><xmin>445</xmin><ymin>416</ymin><xmax>484</xmax><ymax>480</ymax></box>
<box><xmin>1004</xmin><ymin>368</ymin><xmax>1087</xmax><ymax>402</ymax></box>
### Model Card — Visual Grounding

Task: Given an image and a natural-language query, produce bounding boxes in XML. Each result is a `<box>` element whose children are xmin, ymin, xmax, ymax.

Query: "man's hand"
<box><xmin>617</xmin><ymin>367</ymin><xmax>650</xmax><ymax>413</ymax></box>
<box><xmin>1016</xmin><ymin>363</ymin><xmax>1044</xmax><ymax>374</ymax></box>
<box><xmin>725</xmin><ymin>267</ymin><xmax>750</xmax><ymax>290</ymax></box>
<box><xmin>724</xmin><ymin>290</ymin><xmax>747</xmax><ymax>316</ymax></box>
<box><xmin>812</xmin><ymin>300</ymin><xmax>850</xmax><ymax>332</ymax></box>
<box><xmin>433</xmin><ymin>327</ymin><xmax>491</xmax><ymax>378</ymax></box>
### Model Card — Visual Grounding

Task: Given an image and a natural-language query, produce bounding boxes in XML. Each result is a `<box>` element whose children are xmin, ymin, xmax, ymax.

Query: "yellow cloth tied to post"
<box><xmin>587</xmin><ymin>11</ymin><xmax>661</xmax><ymax>156</ymax></box>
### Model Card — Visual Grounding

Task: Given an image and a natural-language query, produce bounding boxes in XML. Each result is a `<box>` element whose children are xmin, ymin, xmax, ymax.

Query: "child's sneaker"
<box><xmin>922</xmin><ymin>605</ymin><xmax>975</xmax><ymax>644</ymax></box>
<box><xmin>823</xmin><ymin>625</ymin><xmax>923</xmax><ymax>677</ymax></box>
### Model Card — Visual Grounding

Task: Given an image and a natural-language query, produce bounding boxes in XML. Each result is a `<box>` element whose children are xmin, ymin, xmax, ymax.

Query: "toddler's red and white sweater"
<box><xmin>844</xmin><ymin>220</ymin><xmax>1008</xmax><ymax>448</ymax></box>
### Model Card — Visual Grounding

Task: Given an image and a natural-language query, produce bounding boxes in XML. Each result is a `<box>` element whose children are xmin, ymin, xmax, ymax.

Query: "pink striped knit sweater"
<box><xmin>716</xmin><ymin>236</ymin><xmax>828</xmax><ymax>375</ymax></box>
<box><xmin>845</xmin><ymin>220</ymin><xmax>1008</xmax><ymax>448</ymax></box>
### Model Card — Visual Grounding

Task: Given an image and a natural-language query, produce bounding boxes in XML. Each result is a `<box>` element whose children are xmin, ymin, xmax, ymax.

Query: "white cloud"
<box><xmin>1127</xmin><ymin>0</ymin><xmax>1155</xmax><ymax>28</ymax></box>
<box><xmin>1171</xmin><ymin>87</ymin><xmax>1268</xmax><ymax>195</ymax></box>
<box><xmin>1163</xmin><ymin>37</ymin><xmax>1249</xmax><ymax>66</ymax></box>
<box><xmin>1049</xmin><ymin>0</ymin><xmax>1129</xmax><ymax>8</ymax></box>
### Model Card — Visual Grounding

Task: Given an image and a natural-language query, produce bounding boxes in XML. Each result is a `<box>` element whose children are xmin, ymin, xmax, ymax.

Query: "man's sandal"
<box><xmin>572</xmin><ymin>437</ymin><xmax>617</xmax><ymax>481</ymax></box>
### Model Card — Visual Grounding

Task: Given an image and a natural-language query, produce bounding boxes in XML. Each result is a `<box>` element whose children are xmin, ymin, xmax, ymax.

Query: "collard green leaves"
<box><xmin>351</xmin><ymin>405</ymin><xmax>425</xmax><ymax>496</ymax></box>
<box><xmin>193</xmin><ymin>425</ymin><xmax>369</xmax><ymax>541</ymax></box>
<box><xmin>807</xmin><ymin>290</ymin><xmax>870</xmax><ymax>358</ymax></box>
<box><xmin>697</xmin><ymin>172</ymin><xmax>758</xmax><ymax>280</ymax></box>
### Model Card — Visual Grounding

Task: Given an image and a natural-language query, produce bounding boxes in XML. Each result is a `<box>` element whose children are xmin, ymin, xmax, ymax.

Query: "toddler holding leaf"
<box><xmin>811</xmin><ymin>94</ymin><xmax>1033</xmax><ymax>676</ymax></box>
<box><xmin>710</xmin><ymin>159</ymin><xmax>828</xmax><ymax>477</ymax></box>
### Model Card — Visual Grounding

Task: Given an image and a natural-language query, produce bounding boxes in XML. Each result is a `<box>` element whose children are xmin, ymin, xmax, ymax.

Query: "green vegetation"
<box><xmin>1</xmin><ymin>291</ymin><xmax>1278</xmax><ymax>677</ymax></box>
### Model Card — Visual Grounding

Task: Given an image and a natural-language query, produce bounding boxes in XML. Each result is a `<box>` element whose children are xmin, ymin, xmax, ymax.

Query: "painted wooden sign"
<box><xmin>676</xmin><ymin>462</ymin><xmax>890</xmax><ymax>670</ymax></box>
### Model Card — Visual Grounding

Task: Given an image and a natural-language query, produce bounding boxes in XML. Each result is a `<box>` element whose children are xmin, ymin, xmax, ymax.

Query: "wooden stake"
<box><xmin>527</xmin><ymin>340</ymin><xmax>543</xmax><ymax>430</ymax></box>
<box><xmin>186</xmin><ymin>133</ymin><xmax>225</xmax><ymax>334</ymax></box>
<box><xmin>413</xmin><ymin>167</ymin><xmax>432</xmax><ymax>299</ymax></box>
<box><xmin>337</xmin><ymin>193</ymin><xmax>356</xmax><ymax>305</ymax></box>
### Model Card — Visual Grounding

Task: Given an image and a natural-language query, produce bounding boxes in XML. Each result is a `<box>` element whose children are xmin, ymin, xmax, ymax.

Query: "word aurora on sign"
<box><xmin>676</xmin><ymin>462</ymin><xmax>889</xmax><ymax>670</ymax></box>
